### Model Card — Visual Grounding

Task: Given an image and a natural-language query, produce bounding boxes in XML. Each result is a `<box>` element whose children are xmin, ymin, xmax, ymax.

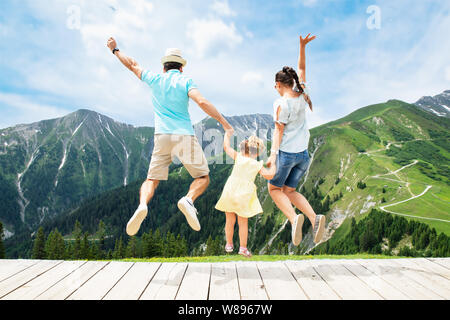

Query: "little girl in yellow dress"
<box><xmin>215</xmin><ymin>132</ymin><xmax>277</xmax><ymax>257</ymax></box>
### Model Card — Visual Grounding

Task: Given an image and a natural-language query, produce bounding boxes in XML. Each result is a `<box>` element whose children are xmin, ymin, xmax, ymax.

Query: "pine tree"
<box><xmin>164</xmin><ymin>232</ymin><xmax>177</xmax><ymax>257</ymax></box>
<box><xmin>126</xmin><ymin>237</ymin><xmax>137</xmax><ymax>258</ymax></box>
<box><xmin>113</xmin><ymin>236</ymin><xmax>126</xmax><ymax>259</ymax></box>
<box><xmin>52</xmin><ymin>229</ymin><xmax>66</xmax><ymax>260</ymax></box>
<box><xmin>152</xmin><ymin>229</ymin><xmax>163</xmax><ymax>257</ymax></box>
<box><xmin>80</xmin><ymin>232</ymin><xmax>90</xmax><ymax>259</ymax></box>
<box><xmin>205</xmin><ymin>235</ymin><xmax>214</xmax><ymax>256</ymax></box>
<box><xmin>113</xmin><ymin>238</ymin><xmax>121</xmax><ymax>259</ymax></box>
<box><xmin>65</xmin><ymin>242</ymin><xmax>74</xmax><ymax>260</ymax></box>
<box><xmin>142</xmin><ymin>230</ymin><xmax>153</xmax><ymax>258</ymax></box>
<box><xmin>72</xmin><ymin>221</ymin><xmax>82</xmax><ymax>260</ymax></box>
<box><xmin>213</xmin><ymin>236</ymin><xmax>223</xmax><ymax>256</ymax></box>
<box><xmin>0</xmin><ymin>222</ymin><xmax>5</xmax><ymax>259</ymax></box>
<box><xmin>175</xmin><ymin>234</ymin><xmax>188</xmax><ymax>257</ymax></box>
<box><xmin>45</xmin><ymin>230</ymin><xmax>56</xmax><ymax>260</ymax></box>
<box><xmin>106</xmin><ymin>249</ymin><xmax>113</xmax><ymax>260</ymax></box>
<box><xmin>32</xmin><ymin>227</ymin><xmax>46</xmax><ymax>260</ymax></box>
<box><xmin>90</xmin><ymin>242</ymin><xmax>100</xmax><ymax>260</ymax></box>
<box><xmin>96</xmin><ymin>220</ymin><xmax>106</xmax><ymax>260</ymax></box>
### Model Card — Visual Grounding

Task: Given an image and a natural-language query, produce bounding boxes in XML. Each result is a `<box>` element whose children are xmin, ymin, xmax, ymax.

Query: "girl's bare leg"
<box><xmin>237</xmin><ymin>216</ymin><xmax>249</xmax><ymax>248</ymax></box>
<box><xmin>225</xmin><ymin>212</ymin><xmax>237</xmax><ymax>245</ymax></box>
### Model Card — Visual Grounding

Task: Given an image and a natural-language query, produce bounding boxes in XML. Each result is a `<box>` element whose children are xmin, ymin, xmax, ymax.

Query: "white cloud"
<box><xmin>0</xmin><ymin>92</ymin><xmax>70</xmax><ymax>126</ymax></box>
<box><xmin>306</xmin><ymin>107</ymin><xmax>333</xmax><ymax>129</ymax></box>
<box><xmin>211</xmin><ymin>0</ymin><xmax>236</xmax><ymax>17</ymax></box>
<box><xmin>241</xmin><ymin>72</ymin><xmax>264</xmax><ymax>87</ymax></box>
<box><xmin>445</xmin><ymin>67</ymin><xmax>450</xmax><ymax>82</ymax></box>
<box><xmin>299</xmin><ymin>0</ymin><xmax>317</xmax><ymax>7</ymax></box>
<box><xmin>2</xmin><ymin>0</ymin><xmax>450</xmax><ymax>131</ymax></box>
<box><xmin>186</xmin><ymin>18</ymin><xmax>243</xmax><ymax>58</ymax></box>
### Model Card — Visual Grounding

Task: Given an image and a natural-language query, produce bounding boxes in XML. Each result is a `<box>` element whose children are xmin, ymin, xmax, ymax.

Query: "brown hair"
<box><xmin>275</xmin><ymin>66</ymin><xmax>313</xmax><ymax>110</ymax></box>
<box><xmin>163</xmin><ymin>62</ymin><xmax>183</xmax><ymax>71</ymax></box>
<box><xmin>240</xmin><ymin>136</ymin><xmax>265</xmax><ymax>156</ymax></box>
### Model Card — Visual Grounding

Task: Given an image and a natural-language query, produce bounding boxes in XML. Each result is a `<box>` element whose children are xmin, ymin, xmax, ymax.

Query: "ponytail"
<box><xmin>278</xmin><ymin>66</ymin><xmax>313</xmax><ymax>111</ymax></box>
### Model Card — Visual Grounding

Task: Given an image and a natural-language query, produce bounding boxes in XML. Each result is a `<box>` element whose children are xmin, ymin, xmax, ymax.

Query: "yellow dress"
<box><xmin>215</xmin><ymin>153</ymin><xmax>264</xmax><ymax>218</ymax></box>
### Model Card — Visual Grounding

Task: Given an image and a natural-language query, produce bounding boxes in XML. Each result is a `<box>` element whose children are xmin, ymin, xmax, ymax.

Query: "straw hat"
<box><xmin>161</xmin><ymin>48</ymin><xmax>187</xmax><ymax>67</ymax></box>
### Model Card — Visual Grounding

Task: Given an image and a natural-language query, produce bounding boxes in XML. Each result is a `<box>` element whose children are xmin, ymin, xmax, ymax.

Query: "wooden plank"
<box><xmin>103</xmin><ymin>262</ymin><xmax>161</xmax><ymax>300</ymax></box>
<box><xmin>2</xmin><ymin>261</ymin><xmax>86</xmax><ymax>300</ymax></box>
<box><xmin>357</xmin><ymin>259</ymin><xmax>443</xmax><ymax>300</ymax></box>
<box><xmin>285</xmin><ymin>260</ymin><xmax>341</xmax><ymax>300</ymax></box>
<box><xmin>312</xmin><ymin>260</ymin><xmax>382</xmax><ymax>300</ymax></box>
<box><xmin>35</xmin><ymin>261</ymin><xmax>109</xmax><ymax>300</ymax></box>
<box><xmin>235</xmin><ymin>261</ymin><xmax>268</xmax><ymax>300</ymax></box>
<box><xmin>0</xmin><ymin>260</ymin><xmax>62</xmax><ymax>299</ymax></box>
<box><xmin>140</xmin><ymin>263</ymin><xmax>187</xmax><ymax>300</ymax></box>
<box><xmin>391</xmin><ymin>259</ymin><xmax>450</xmax><ymax>299</ymax></box>
<box><xmin>428</xmin><ymin>258</ymin><xmax>450</xmax><ymax>270</ymax></box>
<box><xmin>340</xmin><ymin>260</ymin><xmax>409</xmax><ymax>300</ymax></box>
<box><xmin>67</xmin><ymin>261</ymin><xmax>134</xmax><ymax>300</ymax></box>
<box><xmin>0</xmin><ymin>260</ymin><xmax>38</xmax><ymax>282</ymax></box>
<box><xmin>413</xmin><ymin>258</ymin><xmax>450</xmax><ymax>280</ymax></box>
<box><xmin>257</xmin><ymin>261</ymin><xmax>308</xmax><ymax>300</ymax></box>
<box><xmin>176</xmin><ymin>263</ymin><xmax>211</xmax><ymax>300</ymax></box>
<box><xmin>209</xmin><ymin>262</ymin><xmax>240</xmax><ymax>300</ymax></box>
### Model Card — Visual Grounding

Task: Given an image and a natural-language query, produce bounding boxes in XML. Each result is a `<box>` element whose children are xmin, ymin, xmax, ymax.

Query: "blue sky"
<box><xmin>1</xmin><ymin>0</ymin><xmax>450</xmax><ymax>129</ymax></box>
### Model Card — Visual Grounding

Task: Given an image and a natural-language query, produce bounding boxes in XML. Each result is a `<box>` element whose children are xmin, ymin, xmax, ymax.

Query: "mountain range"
<box><xmin>415</xmin><ymin>90</ymin><xmax>450</xmax><ymax>118</ymax></box>
<box><xmin>0</xmin><ymin>109</ymin><xmax>273</xmax><ymax>238</ymax></box>
<box><xmin>1</xmin><ymin>90</ymin><xmax>449</xmax><ymax>258</ymax></box>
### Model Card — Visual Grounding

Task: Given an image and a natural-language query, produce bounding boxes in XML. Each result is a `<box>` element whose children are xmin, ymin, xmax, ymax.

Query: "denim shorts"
<box><xmin>269</xmin><ymin>150</ymin><xmax>310</xmax><ymax>188</ymax></box>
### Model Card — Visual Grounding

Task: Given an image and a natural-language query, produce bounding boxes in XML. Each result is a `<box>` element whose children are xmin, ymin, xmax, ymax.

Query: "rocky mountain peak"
<box><xmin>415</xmin><ymin>89</ymin><xmax>450</xmax><ymax>118</ymax></box>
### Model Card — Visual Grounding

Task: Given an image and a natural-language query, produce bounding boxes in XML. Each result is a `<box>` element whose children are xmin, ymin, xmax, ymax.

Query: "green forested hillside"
<box><xmin>311</xmin><ymin>210</ymin><xmax>450</xmax><ymax>257</ymax></box>
<box><xmin>0</xmin><ymin>109</ymin><xmax>155</xmax><ymax>233</ymax></box>
<box><xmin>3</xmin><ymin>99</ymin><xmax>450</xmax><ymax>259</ymax></box>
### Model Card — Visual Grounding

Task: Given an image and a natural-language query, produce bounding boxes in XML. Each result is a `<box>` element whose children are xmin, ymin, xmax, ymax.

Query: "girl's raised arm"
<box><xmin>223</xmin><ymin>131</ymin><xmax>238</xmax><ymax>161</ymax></box>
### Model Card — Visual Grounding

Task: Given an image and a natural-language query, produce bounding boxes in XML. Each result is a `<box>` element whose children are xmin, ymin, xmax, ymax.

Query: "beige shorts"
<box><xmin>147</xmin><ymin>134</ymin><xmax>210</xmax><ymax>181</ymax></box>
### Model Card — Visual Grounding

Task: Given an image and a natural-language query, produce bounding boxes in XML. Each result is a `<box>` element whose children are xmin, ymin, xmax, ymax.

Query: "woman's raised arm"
<box><xmin>297</xmin><ymin>33</ymin><xmax>316</xmax><ymax>83</ymax></box>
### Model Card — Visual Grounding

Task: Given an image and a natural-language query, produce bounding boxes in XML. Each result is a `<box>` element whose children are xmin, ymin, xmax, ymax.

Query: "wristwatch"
<box><xmin>271</xmin><ymin>149</ymin><xmax>279</xmax><ymax>155</ymax></box>
<box><xmin>112</xmin><ymin>48</ymin><xmax>120</xmax><ymax>55</ymax></box>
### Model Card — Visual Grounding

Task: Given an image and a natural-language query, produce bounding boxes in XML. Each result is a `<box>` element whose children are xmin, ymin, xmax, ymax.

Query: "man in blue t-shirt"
<box><xmin>107</xmin><ymin>37</ymin><xmax>234</xmax><ymax>236</ymax></box>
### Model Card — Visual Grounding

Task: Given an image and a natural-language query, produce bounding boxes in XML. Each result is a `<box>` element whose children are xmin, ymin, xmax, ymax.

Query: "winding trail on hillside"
<box><xmin>371</xmin><ymin>160</ymin><xmax>419</xmax><ymax>197</ymax></box>
<box><xmin>363</xmin><ymin>141</ymin><xmax>449</xmax><ymax>223</ymax></box>
<box><xmin>379</xmin><ymin>185</ymin><xmax>449</xmax><ymax>223</ymax></box>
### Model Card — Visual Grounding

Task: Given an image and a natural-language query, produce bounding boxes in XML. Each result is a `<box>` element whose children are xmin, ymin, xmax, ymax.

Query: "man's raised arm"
<box><xmin>107</xmin><ymin>37</ymin><xmax>143</xmax><ymax>80</ymax></box>
<box><xmin>188</xmin><ymin>89</ymin><xmax>234</xmax><ymax>135</ymax></box>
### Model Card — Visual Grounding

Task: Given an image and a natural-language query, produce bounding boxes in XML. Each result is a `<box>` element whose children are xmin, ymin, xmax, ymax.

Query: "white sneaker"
<box><xmin>291</xmin><ymin>214</ymin><xmax>304</xmax><ymax>246</ymax></box>
<box><xmin>178</xmin><ymin>197</ymin><xmax>201</xmax><ymax>231</ymax></box>
<box><xmin>313</xmin><ymin>215</ymin><xmax>326</xmax><ymax>244</ymax></box>
<box><xmin>126</xmin><ymin>204</ymin><xmax>148</xmax><ymax>236</ymax></box>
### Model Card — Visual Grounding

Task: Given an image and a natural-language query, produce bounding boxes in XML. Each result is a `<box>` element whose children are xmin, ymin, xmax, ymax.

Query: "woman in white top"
<box><xmin>266</xmin><ymin>34</ymin><xmax>326</xmax><ymax>247</ymax></box>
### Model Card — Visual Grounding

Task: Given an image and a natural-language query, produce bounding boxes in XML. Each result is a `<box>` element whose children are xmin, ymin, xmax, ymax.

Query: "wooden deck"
<box><xmin>0</xmin><ymin>258</ymin><xmax>449</xmax><ymax>300</ymax></box>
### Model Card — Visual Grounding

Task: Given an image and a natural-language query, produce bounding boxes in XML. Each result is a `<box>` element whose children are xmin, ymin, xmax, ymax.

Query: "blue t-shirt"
<box><xmin>141</xmin><ymin>69</ymin><xmax>198</xmax><ymax>135</ymax></box>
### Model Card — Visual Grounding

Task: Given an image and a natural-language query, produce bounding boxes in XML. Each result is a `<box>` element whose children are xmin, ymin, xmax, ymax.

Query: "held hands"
<box><xmin>107</xmin><ymin>37</ymin><xmax>117</xmax><ymax>52</ymax></box>
<box><xmin>224</xmin><ymin>128</ymin><xmax>235</xmax><ymax>140</ymax></box>
<box><xmin>223</xmin><ymin>123</ymin><xmax>235</xmax><ymax>137</ymax></box>
<box><xmin>266</xmin><ymin>153</ymin><xmax>277</xmax><ymax>168</ymax></box>
<box><xmin>300</xmin><ymin>33</ymin><xmax>316</xmax><ymax>47</ymax></box>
